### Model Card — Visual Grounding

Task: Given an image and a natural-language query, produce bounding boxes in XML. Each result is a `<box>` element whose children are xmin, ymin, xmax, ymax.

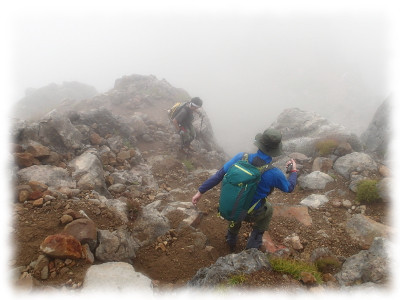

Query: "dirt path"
<box><xmin>12</xmin><ymin>127</ymin><xmax>388</xmax><ymax>291</ymax></box>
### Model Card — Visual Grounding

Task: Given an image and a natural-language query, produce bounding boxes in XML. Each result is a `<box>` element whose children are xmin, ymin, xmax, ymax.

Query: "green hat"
<box><xmin>254</xmin><ymin>128</ymin><xmax>283</xmax><ymax>157</ymax></box>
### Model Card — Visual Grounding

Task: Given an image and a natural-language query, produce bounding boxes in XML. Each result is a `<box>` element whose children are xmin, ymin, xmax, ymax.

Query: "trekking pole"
<box><xmin>199</xmin><ymin>114</ymin><xmax>204</xmax><ymax>135</ymax></box>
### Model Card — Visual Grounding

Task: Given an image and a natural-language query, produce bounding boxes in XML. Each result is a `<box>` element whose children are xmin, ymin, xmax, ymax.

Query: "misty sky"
<box><xmin>2</xmin><ymin>0</ymin><xmax>398</xmax><ymax>155</ymax></box>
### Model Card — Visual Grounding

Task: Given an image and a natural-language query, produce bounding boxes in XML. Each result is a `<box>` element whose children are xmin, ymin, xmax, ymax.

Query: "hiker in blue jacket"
<box><xmin>192</xmin><ymin>128</ymin><xmax>298</xmax><ymax>251</ymax></box>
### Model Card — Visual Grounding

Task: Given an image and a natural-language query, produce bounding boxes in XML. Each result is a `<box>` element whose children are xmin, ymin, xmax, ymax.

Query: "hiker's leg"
<box><xmin>246</xmin><ymin>201</ymin><xmax>273</xmax><ymax>249</ymax></box>
<box><xmin>226</xmin><ymin>221</ymin><xmax>241</xmax><ymax>251</ymax></box>
<box><xmin>246</xmin><ymin>229</ymin><xmax>264</xmax><ymax>249</ymax></box>
<box><xmin>179</xmin><ymin>128</ymin><xmax>190</xmax><ymax>148</ymax></box>
<box><xmin>188</xmin><ymin>123</ymin><xmax>196</xmax><ymax>142</ymax></box>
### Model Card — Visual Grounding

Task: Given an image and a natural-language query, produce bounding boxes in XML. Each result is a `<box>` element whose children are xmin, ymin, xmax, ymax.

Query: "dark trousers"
<box><xmin>228</xmin><ymin>201</ymin><xmax>273</xmax><ymax>235</ymax></box>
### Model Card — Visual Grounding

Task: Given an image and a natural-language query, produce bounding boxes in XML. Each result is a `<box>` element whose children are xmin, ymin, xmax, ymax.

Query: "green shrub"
<box><xmin>182</xmin><ymin>160</ymin><xmax>195</xmax><ymax>171</ymax></box>
<box><xmin>314</xmin><ymin>256</ymin><xmax>342</xmax><ymax>273</ymax></box>
<box><xmin>315</xmin><ymin>139</ymin><xmax>339</xmax><ymax>156</ymax></box>
<box><xmin>356</xmin><ymin>179</ymin><xmax>380</xmax><ymax>204</ymax></box>
<box><xmin>226</xmin><ymin>274</ymin><xmax>246</xmax><ymax>286</ymax></box>
<box><xmin>269</xmin><ymin>256</ymin><xmax>323</xmax><ymax>284</ymax></box>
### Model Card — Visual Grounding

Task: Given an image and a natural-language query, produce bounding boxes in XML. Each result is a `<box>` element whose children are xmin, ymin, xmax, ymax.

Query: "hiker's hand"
<box><xmin>192</xmin><ymin>191</ymin><xmax>202</xmax><ymax>206</ymax></box>
<box><xmin>286</xmin><ymin>159</ymin><xmax>297</xmax><ymax>171</ymax></box>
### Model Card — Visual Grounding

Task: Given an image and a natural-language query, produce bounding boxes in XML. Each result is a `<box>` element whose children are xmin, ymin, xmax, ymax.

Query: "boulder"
<box><xmin>39</xmin><ymin>110</ymin><xmax>84</xmax><ymax>152</ymax></box>
<box><xmin>63</xmin><ymin>218</ymin><xmax>98</xmax><ymax>251</ymax></box>
<box><xmin>360</xmin><ymin>98</ymin><xmax>391</xmax><ymax>159</ymax></box>
<box><xmin>345</xmin><ymin>214</ymin><xmax>391</xmax><ymax>249</ymax></box>
<box><xmin>68</xmin><ymin>148</ymin><xmax>110</xmax><ymax>196</ymax></box>
<box><xmin>40</xmin><ymin>233</ymin><xmax>82</xmax><ymax>259</ymax></box>
<box><xmin>298</xmin><ymin>171</ymin><xmax>334</xmax><ymax>190</ymax></box>
<box><xmin>81</xmin><ymin>262</ymin><xmax>153</xmax><ymax>293</ymax></box>
<box><xmin>335</xmin><ymin>237</ymin><xmax>391</xmax><ymax>286</ymax></box>
<box><xmin>187</xmin><ymin>249</ymin><xmax>271</xmax><ymax>287</ymax></box>
<box><xmin>333</xmin><ymin>152</ymin><xmax>378</xmax><ymax>179</ymax></box>
<box><xmin>95</xmin><ymin>229</ymin><xmax>140</xmax><ymax>262</ymax></box>
<box><xmin>300</xmin><ymin>194</ymin><xmax>329</xmax><ymax>209</ymax></box>
<box><xmin>270</xmin><ymin>108</ymin><xmax>362</xmax><ymax>156</ymax></box>
<box><xmin>17</xmin><ymin>165</ymin><xmax>76</xmax><ymax>188</ymax></box>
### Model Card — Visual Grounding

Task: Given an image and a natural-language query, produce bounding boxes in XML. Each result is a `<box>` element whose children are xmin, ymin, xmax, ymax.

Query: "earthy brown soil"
<box><xmin>11</xmin><ymin>135</ymin><xmax>389</xmax><ymax>292</ymax></box>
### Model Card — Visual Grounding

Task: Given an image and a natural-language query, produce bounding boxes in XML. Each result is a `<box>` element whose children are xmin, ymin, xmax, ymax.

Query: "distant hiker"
<box><xmin>171</xmin><ymin>97</ymin><xmax>203</xmax><ymax>151</ymax></box>
<box><xmin>191</xmin><ymin>128</ymin><xmax>298</xmax><ymax>251</ymax></box>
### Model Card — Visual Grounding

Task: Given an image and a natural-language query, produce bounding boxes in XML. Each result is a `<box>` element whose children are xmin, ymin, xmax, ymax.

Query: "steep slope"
<box><xmin>11</xmin><ymin>75</ymin><xmax>391</xmax><ymax>292</ymax></box>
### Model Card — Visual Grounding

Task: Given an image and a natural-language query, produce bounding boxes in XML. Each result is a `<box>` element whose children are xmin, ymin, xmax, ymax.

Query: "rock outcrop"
<box><xmin>361</xmin><ymin>97</ymin><xmax>392</xmax><ymax>159</ymax></box>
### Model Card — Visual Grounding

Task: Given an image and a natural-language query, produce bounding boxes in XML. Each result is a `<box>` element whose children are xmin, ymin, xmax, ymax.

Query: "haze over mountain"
<box><xmin>5</xmin><ymin>1</ymin><xmax>393</xmax><ymax>157</ymax></box>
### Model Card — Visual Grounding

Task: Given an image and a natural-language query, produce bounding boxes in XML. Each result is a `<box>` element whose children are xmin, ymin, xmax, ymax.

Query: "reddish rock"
<box><xmin>272</xmin><ymin>204</ymin><xmax>312</xmax><ymax>226</ymax></box>
<box><xmin>40</xmin><ymin>233</ymin><xmax>83</xmax><ymax>259</ymax></box>
<box><xmin>29</xmin><ymin>190</ymin><xmax>43</xmax><ymax>200</ymax></box>
<box><xmin>335</xmin><ymin>142</ymin><xmax>353</xmax><ymax>156</ymax></box>
<box><xmin>300</xmin><ymin>271</ymin><xmax>317</xmax><ymax>284</ymax></box>
<box><xmin>378</xmin><ymin>165</ymin><xmax>390</xmax><ymax>177</ymax></box>
<box><xmin>117</xmin><ymin>150</ymin><xmax>131</xmax><ymax>162</ymax></box>
<box><xmin>12</xmin><ymin>143</ymin><xmax>24</xmax><ymax>153</ymax></box>
<box><xmin>63</xmin><ymin>218</ymin><xmax>98</xmax><ymax>251</ymax></box>
<box><xmin>32</xmin><ymin>198</ymin><xmax>44</xmax><ymax>207</ymax></box>
<box><xmin>26</xmin><ymin>141</ymin><xmax>51</xmax><ymax>158</ymax></box>
<box><xmin>90</xmin><ymin>132</ymin><xmax>103</xmax><ymax>145</ymax></box>
<box><xmin>28</xmin><ymin>181</ymin><xmax>48</xmax><ymax>192</ymax></box>
<box><xmin>312</xmin><ymin>157</ymin><xmax>333</xmax><ymax>173</ymax></box>
<box><xmin>14</xmin><ymin>152</ymin><xmax>40</xmax><ymax>168</ymax></box>
<box><xmin>18</xmin><ymin>190</ymin><xmax>30</xmax><ymax>203</ymax></box>
<box><xmin>261</xmin><ymin>232</ymin><xmax>287</xmax><ymax>253</ymax></box>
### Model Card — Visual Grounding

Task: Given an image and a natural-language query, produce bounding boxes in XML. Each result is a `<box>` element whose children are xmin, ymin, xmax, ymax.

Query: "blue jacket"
<box><xmin>198</xmin><ymin>150</ymin><xmax>297</xmax><ymax>210</ymax></box>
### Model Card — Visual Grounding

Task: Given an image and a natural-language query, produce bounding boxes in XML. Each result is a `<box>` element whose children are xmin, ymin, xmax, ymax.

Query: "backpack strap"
<box><xmin>257</xmin><ymin>163</ymin><xmax>275</xmax><ymax>174</ymax></box>
<box><xmin>242</xmin><ymin>153</ymin><xmax>275</xmax><ymax>215</ymax></box>
<box><xmin>242</xmin><ymin>153</ymin><xmax>275</xmax><ymax>174</ymax></box>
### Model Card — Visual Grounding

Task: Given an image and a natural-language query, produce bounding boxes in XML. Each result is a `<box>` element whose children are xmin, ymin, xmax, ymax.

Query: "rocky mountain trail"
<box><xmin>10</xmin><ymin>75</ymin><xmax>393</xmax><ymax>294</ymax></box>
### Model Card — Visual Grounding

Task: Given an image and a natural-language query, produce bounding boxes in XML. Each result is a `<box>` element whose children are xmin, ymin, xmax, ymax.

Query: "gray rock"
<box><xmin>333</xmin><ymin>152</ymin><xmax>378</xmax><ymax>179</ymax></box>
<box><xmin>270</xmin><ymin>108</ymin><xmax>362</xmax><ymax>156</ymax></box>
<box><xmin>81</xmin><ymin>262</ymin><xmax>153</xmax><ymax>293</ymax></box>
<box><xmin>68</xmin><ymin>148</ymin><xmax>110</xmax><ymax>196</ymax></box>
<box><xmin>187</xmin><ymin>249</ymin><xmax>271</xmax><ymax>287</ymax></box>
<box><xmin>17</xmin><ymin>165</ymin><xmax>76</xmax><ymax>188</ymax></box>
<box><xmin>108</xmin><ymin>183</ymin><xmax>126</xmax><ymax>193</ymax></box>
<box><xmin>39</xmin><ymin>110</ymin><xmax>84</xmax><ymax>152</ymax></box>
<box><xmin>377</xmin><ymin>178</ymin><xmax>392</xmax><ymax>203</ymax></box>
<box><xmin>131</xmin><ymin>200</ymin><xmax>170</xmax><ymax>246</ymax></box>
<box><xmin>345</xmin><ymin>214</ymin><xmax>391</xmax><ymax>249</ymax></box>
<box><xmin>95</xmin><ymin>229</ymin><xmax>140</xmax><ymax>262</ymax></box>
<box><xmin>298</xmin><ymin>171</ymin><xmax>334</xmax><ymax>190</ymax></box>
<box><xmin>335</xmin><ymin>237</ymin><xmax>391</xmax><ymax>286</ymax></box>
<box><xmin>361</xmin><ymin>98</ymin><xmax>391</xmax><ymax>159</ymax></box>
<box><xmin>300</xmin><ymin>194</ymin><xmax>329</xmax><ymax>209</ymax></box>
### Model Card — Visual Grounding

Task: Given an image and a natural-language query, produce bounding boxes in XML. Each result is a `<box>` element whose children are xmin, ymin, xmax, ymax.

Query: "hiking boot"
<box><xmin>225</xmin><ymin>231</ymin><xmax>238</xmax><ymax>252</ymax></box>
<box><xmin>245</xmin><ymin>229</ymin><xmax>264</xmax><ymax>250</ymax></box>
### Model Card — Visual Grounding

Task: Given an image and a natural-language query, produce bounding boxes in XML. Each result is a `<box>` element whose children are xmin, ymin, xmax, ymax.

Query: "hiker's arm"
<box><xmin>172</xmin><ymin>118</ymin><xmax>181</xmax><ymax>132</ymax></box>
<box><xmin>192</xmin><ymin>167</ymin><xmax>225</xmax><ymax>206</ymax></box>
<box><xmin>285</xmin><ymin>158</ymin><xmax>298</xmax><ymax>192</ymax></box>
<box><xmin>268</xmin><ymin>159</ymin><xmax>298</xmax><ymax>193</ymax></box>
<box><xmin>286</xmin><ymin>172</ymin><xmax>298</xmax><ymax>192</ymax></box>
<box><xmin>197</xmin><ymin>152</ymin><xmax>245</xmax><ymax>194</ymax></box>
<box><xmin>193</xmin><ymin>153</ymin><xmax>244</xmax><ymax>205</ymax></box>
<box><xmin>198</xmin><ymin>167</ymin><xmax>226</xmax><ymax>194</ymax></box>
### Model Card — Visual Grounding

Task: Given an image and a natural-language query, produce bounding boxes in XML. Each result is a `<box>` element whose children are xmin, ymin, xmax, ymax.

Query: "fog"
<box><xmin>3</xmin><ymin>1</ymin><xmax>396</xmax><ymax>156</ymax></box>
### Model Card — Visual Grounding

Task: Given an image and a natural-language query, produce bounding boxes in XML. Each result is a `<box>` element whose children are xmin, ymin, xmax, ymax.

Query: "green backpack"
<box><xmin>218</xmin><ymin>153</ymin><xmax>273</xmax><ymax>222</ymax></box>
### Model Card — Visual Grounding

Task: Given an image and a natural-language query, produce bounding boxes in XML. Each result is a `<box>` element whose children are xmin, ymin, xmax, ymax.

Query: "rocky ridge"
<box><xmin>10</xmin><ymin>75</ymin><xmax>392</xmax><ymax>294</ymax></box>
